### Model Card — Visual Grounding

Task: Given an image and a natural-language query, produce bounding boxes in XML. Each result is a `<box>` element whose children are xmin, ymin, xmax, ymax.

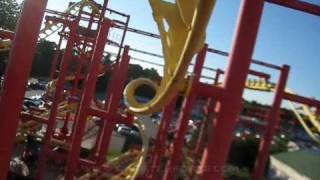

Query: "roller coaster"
<box><xmin>0</xmin><ymin>0</ymin><xmax>319</xmax><ymax>180</ymax></box>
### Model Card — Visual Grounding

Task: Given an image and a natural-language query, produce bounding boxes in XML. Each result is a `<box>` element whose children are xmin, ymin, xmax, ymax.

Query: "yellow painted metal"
<box><xmin>40</xmin><ymin>0</ymin><xmax>100</xmax><ymax>39</ymax></box>
<box><xmin>244</xmin><ymin>81</ymin><xmax>320</xmax><ymax>144</ymax></box>
<box><xmin>124</xmin><ymin>78</ymin><xmax>159</xmax><ymax>109</ymax></box>
<box><xmin>80</xmin><ymin>118</ymin><xmax>148</xmax><ymax>179</ymax></box>
<box><xmin>288</xmin><ymin>101</ymin><xmax>320</xmax><ymax>143</ymax></box>
<box><xmin>245</xmin><ymin>79</ymin><xmax>275</xmax><ymax>92</ymax></box>
<box><xmin>110</xmin><ymin>118</ymin><xmax>149</xmax><ymax>180</ymax></box>
<box><xmin>124</xmin><ymin>0</ymin><xmax>216</xmax><ymax>114</ymax></box>
<box><xmin>0</xmin><ymin>39</ymin><xmax>11</xmax><ymax>52</ymax></box>
<box><xmin>302</xmin><ymin>105</ymin><xmax>320</xmax><ymax>132</ymax></box>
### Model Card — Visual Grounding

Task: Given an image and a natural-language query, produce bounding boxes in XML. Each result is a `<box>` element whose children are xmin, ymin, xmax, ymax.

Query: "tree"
<box><xmin>0</xmin><ymin>0</ymin><xmax>21</xmax><ymax>76</ymax></box>
<box><xmin>30</xmin><ymin>40</ymin><xmax>57</xmax><ymax>78</ymax></box>
<box><xmin>0</xmin><ymin>0</ymin><xmax>21</xmax><ymax>31</ymax></box>
<box><xmin>96</xmin><ymin>63</ymin><xmax>161</xmax><ymax>98</ymax></box>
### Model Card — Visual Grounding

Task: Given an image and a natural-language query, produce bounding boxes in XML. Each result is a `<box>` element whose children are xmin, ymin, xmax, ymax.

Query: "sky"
<box><xmin>27</xmin><ymin>0</ymin><xmax>320</xmax><ymax>105</ymax></box>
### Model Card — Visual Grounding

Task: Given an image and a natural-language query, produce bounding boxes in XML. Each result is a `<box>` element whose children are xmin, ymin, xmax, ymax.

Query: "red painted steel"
<box><xmin>253</xmin><ymin>65</ymin><xmax>290</xmax><ymax>180</ymax></box>
<box><xmin>265</xmin><ymin>0</ymin><xmax>320</xmax><ymax>16</ymax></box>
<box><xmin>199</xmin><ymin>1</ymin><xmax>265</xmax><ymax>179</ymax></box>
<box><xmin>189</xmin><ymin>70</ymin><xmax>223</xmax><ymax>179</ymax></box>
<box><xmin>61</xmin><ymin>8</ymin><xmax>98</xmax><ymax>137</ymax></box>
<box><xmin>163</xmin><ymin>45</ymin><xmax>207</xmax><ymax>180</ymax></box>
<box><xmin>36</xmin><ymin>20</ymin><xmax>79</xmax><ymax>180</ymax></box>
<box><xmin>1</xmin><ymin>0</ymin><xmax>319</xmax><ymax>178</ymax></box>
<box><xmin>64</xmin><ymin>20</ymin><xmax>111</xmax><ymax>179</ymax></box>
<box><xmin>0</xmin><ymin>29</ymin><xmax>15</xmax><ymax>40</ymax></box>
<box><xmin>207</xmin><ymin>47</ymin><xmax>282</xmax><ymax>70</ymax></box>
<box><xmin>195</xmin><ymin>82</ymin><xmax>223</xmax><ymax>99</ymax></box>
<box><xmin>115</xmin><ymin>16</ymin><xmax>130</xmax><ymax>64</ymax></box>
<box><xmin>146</xmin><ymin>97</ymin><xmax>177</xmax><ymax>179</ymax></box>
<box><xmin>0</xmin><ymin>0</ymin><xmax>48</xmax><ymax>178</ymax></box>
<box><xmin>249</xmin><ymin>70</ymin><xmax>271</xmax><ymax>80</ymax></box>
<box><xmin>96</xmin><ymin>46</ymin><xmax>131</xmax><ymax>165</ymax></box>
<box><xmin>284</xmin><ymin>92</ymin><xmax>320</xmax><ymax>107</ymax></box>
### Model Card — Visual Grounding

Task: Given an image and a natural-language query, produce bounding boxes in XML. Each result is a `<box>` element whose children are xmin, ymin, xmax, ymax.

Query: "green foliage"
<box><xmin>228</xmin><ymin>137</ymin><xmax>261</xmax><ymax>172</ymax></box>
<box><xmin>127</xmin><ymin>64</ymin><xmax>159</xmax><ymax>98</ymax></box>
<box><xmin>224</xmin><ymin>166</ymin><xmax>251</xmax><ymax>180</ymax></box>
<box><xmin>0</xmin><ymin>0</ymin><xmax>21</xmax><ymax>75</ymax></box>
<box><xmin>270</xmin><ymin>135</ymin><xmax>289</xmax><ymax>154</ymax></box>
<box><xmin>0</xmin><ymin>0</ymin><xmax>21</xmax><ymax>31</ymax></box>
<box><xmin>96</xmin><ymin>63</ymin><xmax>160</xmax><ymax>99</ymax></box>
<box><xmin>127</xmin><ymin>64</ymin><xmax>159</xmax><ymax>81</ymax></box>
<box><xmin>227</xmin><ymin>136</ymin><xmax>270</xmax><ymax>178</ymax></box>
<box><xmin>30</xmin><ymin>40</ymin><xmax>57</xmax><ymax>78</ymax></box>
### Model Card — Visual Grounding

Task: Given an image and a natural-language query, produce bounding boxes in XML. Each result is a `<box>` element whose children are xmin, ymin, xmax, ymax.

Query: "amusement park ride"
<box><xmin>0</xmin><ymin>0</ymin><xmax>319</xmax><ymax>179</ymax></box>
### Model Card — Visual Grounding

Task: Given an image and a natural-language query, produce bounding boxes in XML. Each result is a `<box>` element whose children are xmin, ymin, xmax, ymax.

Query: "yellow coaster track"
<box><xmin>124</xmin><ymin>0</ymin><xmax>216</xmax><ymax>114</ymax></box>
<box><xmin>244</xmin><ymin>79</ymin><xmax>320</xmax><ymax>144</ymax></box>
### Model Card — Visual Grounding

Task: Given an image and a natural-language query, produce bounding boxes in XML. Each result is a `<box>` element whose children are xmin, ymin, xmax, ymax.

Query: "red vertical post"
<box><xmin>115</xmin><ymin>16</ymin><xmax>130</xmax><ymax>64</ymax></box>
<box><xmin>0</xmin><ymin>0</ymin><xmax>48</xmax><ymax>178</ymax></box>
<box><xmin>163</xmin><ymin>45</ymin><xmax>207</xmax><ymax>180</ymax></box>
<box><xmin>49</xmin><ymin>42</ymin><xmax>62</xmax><ymax>80</ymax></box>
<box><xmin>98</xmin><ymin>0</ymin><xmax>109</xmax><ymax>25</ymax></box>
<box><xmin>36</xmin><ymin>20</ymin><xmax>79</xmax><ymax>180</ymax></box>
<box><xmin>91</xmin><ymin>65</ymin><xmax>120</xmax><ymax>160</ymax></box>
<box><xmin>146</xmin><ymin>97</ymin><xmax>177</xmax><ymax>179</ymax></box>
<box><xmin>96</xmin><ymin>46</ymin><xmax>131</xmax><ymax>165</ymax></box>
<box><xmin>189</xmin><ymin>69</ymin><xmax>222</xmax><ymax>179</ymax></box>
<box><xmin>49</xmin><ymin>22</ymin><xmax>66</xmax><ymax>81</ymax></box>
<box><xmin>253</xmin><ymin>65</ymin><xmax>289</xmax><ymax>180</ymax></box>
<box><xmin>65</xmin><ymin>20</ymin><xmax>111</xmax><ymax>180</ymax></box>
<box><xmin>199</xmin><ymin>1</ymin><xmax>265</xmax><ymax>180</ymax></box>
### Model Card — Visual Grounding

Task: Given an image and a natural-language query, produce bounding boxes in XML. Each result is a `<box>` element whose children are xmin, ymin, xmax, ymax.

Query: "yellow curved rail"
<box><xmin>288</xmin><ymin>102</ymin><xmax>320</xmax><ymax>144</ymax></box>
<box><xmin>124</xmin><ymin>0</ymin><xmax>216</xmax><ymax>114</ymax></box>
<box><xmin>244</xmin><ymin>80</ymin><xmax>320</xmax><ymax>143</ymax></box>
<box><xmin>110</xmin><ymin>118</ymin><xmax>149</xmax><ymax>180</ymax></box>
<box><xmin>79</xmin><ymin>118</ymin><xmax>149</xmax><ymax>179</ymax></box>
<box><xmin>40</xmin><ymin>0</ymin><xmax>100</xmax><ymax>39</ymax></box>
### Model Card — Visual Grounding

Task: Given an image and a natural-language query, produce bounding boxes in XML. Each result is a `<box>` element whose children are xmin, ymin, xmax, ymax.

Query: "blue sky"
<box><xmin>37</xmin><ymin>0</ymin><xmax>320</xmax><ymax>105</ymax></box>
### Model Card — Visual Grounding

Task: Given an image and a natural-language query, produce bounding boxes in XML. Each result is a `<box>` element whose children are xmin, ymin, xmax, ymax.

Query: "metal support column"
<box><xmin>253</xmin><ymin>65</ymin><xmax>290</xmax><ymax>180</ymax></box>
<box><xmin>65</xmin><ymin>20</ymin><xmax>111</xmax><ymax>179</ymax></box>
<box><xmin>163</xmin><ymin>45</ymin><xmax>207</xmax><ymax>180</ymax></box>
<box><xmin>36</xmin><ymin>20</ymin><xmax>79</xmax><ymax>180</ymax></box>
<box><xmin>146</xmin><ymin>97</ymin><xmax>177</xmax><ymax>179</ymax></box>
<box><xmin>199</xmin><ymin>1</ymin><xmax>265</xmax><ymax>179</ymax></box>
<box><xmin>0</xmin><ymin>0</ymin><xmax>48</xmax><ymax>178</ymax></box>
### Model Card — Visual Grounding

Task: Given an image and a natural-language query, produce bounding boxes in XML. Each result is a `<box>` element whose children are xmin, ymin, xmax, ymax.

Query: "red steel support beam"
<box><xmin>163</xmin><ymin>45</ymin><xmax>207</xmax><ymax>180</ymax></box>
<box><xmin>253</xmin><ymin>65</ymin><xmax>289</xmax><ymax>180</ymax></box>
<box><xmin>249</xmin><ymin>69</ymin><xmax>271</xmax><ymax>80</ymax></box>
<box><xmin>0</xmin><ymin>0</ymin><xmax>48</xmax><ymax>178</ymax></box>
<box><xmin>265</xmin><ymin>0</ymin><xmax>320</xmax><ymax>16</ymax></box>
<box><xmin>195</xmin><ymin>82</ymin><xmax>224</xmax><ymax>99</ymax></box>
<box><xmin>190</xmin><ymin>100</ymin><xmax>215</xmax><ymax>179</ymax></box>
<box><xmin>190</xmin><ymin>70</ymin><xmax>223</xmax><ymax>179</ymax></box>
<box><xmin>211</xmin><ymin>69</ymin><xmax>272</xmax><ymax>80</ymax></box>
<box><xmin>206</xmin><ymin>47</ymin><xmax>282</xmax><ymax>70</ymax></box>
<box><xmin>115</xmin><ymin>16</ymin><xmax>130</xmax><ymax>64</ymax></box>
<box><xmin>283</xmin><ymin>92</ymin><xmax>320</xmax><ymax>107</ymax></box>
<box><xmin>20</xmin><ymin>112</ymin><xmax>48</xmax><ymax>124</ymax></box>
<box><xmin>36</xmin><ymin>20</ymin><xmax>79</xmax><ymax>180</ymax></box>
<box><xmin>146</xmin><ymin>97</ymin><xmax>177</xmax><ymax>179</ymax></box>
<box><xmin>65</xmin><ymin>19</ymin><xmax>111</xmax><ymax>179</ymax></box>
<box><xmin>199</xmin><ymin>1</ymin><xmax>265</xmax><ymax>179</ymax></box>
<box><xmin>0</xmin><ymin>29</ymin><xmax>15</xmax><ymax>40</ymax></box>
<box><xmin>95</xmin><ymin>46</ymin><xmax>131</xmax><ymax>165</ymax></box>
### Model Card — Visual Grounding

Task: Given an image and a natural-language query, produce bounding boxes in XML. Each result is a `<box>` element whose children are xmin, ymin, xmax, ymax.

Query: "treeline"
<box><xmin>31</xmin><ymin>40</ymin><xmax>160</xmax><ymax>98</ymax></box>
<box><xmin>242</xmin><ymin>99</ymin><xmax>297</xmax><ymax>129</ymax></box>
